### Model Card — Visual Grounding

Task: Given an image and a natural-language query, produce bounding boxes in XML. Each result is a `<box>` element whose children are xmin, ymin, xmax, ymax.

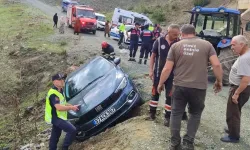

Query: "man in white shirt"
<box><xmin>221</xmin><ymin>35</ymin><xmax>250</xmax><ymax>143</ymax></box>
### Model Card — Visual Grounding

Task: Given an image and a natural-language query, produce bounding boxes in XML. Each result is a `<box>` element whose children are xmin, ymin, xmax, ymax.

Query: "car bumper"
<box><xmin>73</xmin><ymin>78</ymin><xmax>141</xmax><ymax>141</ymax></box>
<box><xmin>110</xmin><ymin>32</ymin><xmax>120</xmax><ymax>40</ymax></box>
<box><xmin>81</xmin><ymin>26</ymin><xmax>96</xmax><ymax>31</ymax></box>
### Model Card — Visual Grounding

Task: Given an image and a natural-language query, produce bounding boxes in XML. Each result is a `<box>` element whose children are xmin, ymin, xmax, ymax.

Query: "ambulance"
<box><xmin>111</xmin><ymin>8</ymin><xmax>153</xmax><ymax>27</ymax></box>
<box><xmin>67</xmin><ymin>4</ymin><xmax>97</xmax><ymax>34</ymax></box>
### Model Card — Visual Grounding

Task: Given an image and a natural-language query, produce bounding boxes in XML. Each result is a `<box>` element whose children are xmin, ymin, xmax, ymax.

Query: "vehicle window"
<box><xmin>97</xmin><ymin>16</ymin><xmax>106</xmax><ymax>22</ymax></box>
<box><xmin>65</xmin><ymin>58</ymin><xmax>114</xmax><ymax>99</ymax></box>
<box><xmin>118</xmin><ymin>15</ymin><xmax>132</xmax><ymax>24</ymax></box>
<box><xmin>246</xmin><ymin>22</ymin><xmax>250</xmax><ymax>31</ymax></box>
<box><xmin>195</xmin><ymin>14</ymin><xmax>229</xmax><ymax>37</ymax></box>
<box><xmin>125</xmin><ymin>25</ymin><xmax>134</xmax><ymax>31</ymax></box>
<box><xmin>77</xmin><ymin>9</ymin><xmax>95</xmax><ymax>19</ymax></box>
<box><xmin>134</xmin><ymin>17</ymin><xmax>146</xmax><ymax>25</ymax></box>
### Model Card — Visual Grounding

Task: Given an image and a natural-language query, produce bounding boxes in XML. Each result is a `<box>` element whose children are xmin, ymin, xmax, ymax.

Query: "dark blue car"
<box><xmin>64</xmin><ymin>56</ymin><xmax>142</xmax><ymax>141</ymax></box>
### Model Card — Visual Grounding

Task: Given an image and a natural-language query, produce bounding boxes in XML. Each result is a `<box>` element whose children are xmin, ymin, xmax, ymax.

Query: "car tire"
<box><xmin>93</xmin><ymin>30</ymin><xmax>96</xmax><ymax>35</ymax></box>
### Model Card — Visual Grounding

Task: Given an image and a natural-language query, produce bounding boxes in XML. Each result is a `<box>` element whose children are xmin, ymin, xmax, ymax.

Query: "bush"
<box><xmin>152</xmin><ymin>9</ymin><xmax>165</xmax><ymax>23</ymax></box>
<box><xmin>193</xmin><ymin>0</ymin><xmax>210</xmax><ymax>6</ymax></box>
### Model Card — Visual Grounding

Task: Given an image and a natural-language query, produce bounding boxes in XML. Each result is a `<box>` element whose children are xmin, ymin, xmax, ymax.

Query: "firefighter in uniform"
<box><xmin>45</xmin><ymin>73</ymin><xmax>79</xmax><ymax>150</ymax></box>
<box><xmin>127</xmin><ymin>22</ymin><xmax>141</xmax><ymax>61</ymax></box>
<box><xmin>139</xmin><ymin>24</ymin><xmax>153</xmax><ymax>65</ymax></box>
<box><xmin>148</xmin><ymin>24</ymin><xmax>187</xmax><ymax>127</ymax></box>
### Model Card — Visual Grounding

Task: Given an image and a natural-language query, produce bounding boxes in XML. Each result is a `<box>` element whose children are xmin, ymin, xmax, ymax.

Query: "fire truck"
<box><xmin>67</xmin><ymin>4</ymin><xmax>97</xmax><ymax>34</ymax></box>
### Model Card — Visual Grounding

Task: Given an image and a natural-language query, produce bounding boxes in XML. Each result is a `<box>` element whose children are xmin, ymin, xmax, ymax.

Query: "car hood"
<box><xmin>68</xmin><ymin>68</ymin><xmax>124</xmax><ymax>117</ymax></box>
<box><xmin>79</xmin><ymin>17</ymin><xmax>96</xmax><ymax>23</ymax></box>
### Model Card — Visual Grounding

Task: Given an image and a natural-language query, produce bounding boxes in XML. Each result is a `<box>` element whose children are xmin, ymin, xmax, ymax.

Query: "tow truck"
<box><xmin>67</xmin><ymin>4</ymin><xmax>97</xmax><ymax>34</ymax></box>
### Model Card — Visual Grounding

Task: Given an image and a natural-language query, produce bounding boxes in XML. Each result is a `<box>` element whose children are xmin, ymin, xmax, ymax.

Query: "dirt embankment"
<box><xmin>3</xmin><ymin>0</ymin><xmax>250</xmax><ymax>150</ymax></box>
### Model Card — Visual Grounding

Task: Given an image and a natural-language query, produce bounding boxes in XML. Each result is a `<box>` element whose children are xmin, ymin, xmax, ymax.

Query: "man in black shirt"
<box><xmin>148</xmin><ymin>24</ymin><xmax>187</xmax><ymax>127</ymax></box>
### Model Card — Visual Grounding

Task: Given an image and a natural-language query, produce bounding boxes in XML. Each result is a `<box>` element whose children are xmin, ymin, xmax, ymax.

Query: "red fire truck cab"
<box><xmin>67</xmin><ymin>4</ymin><xmax>97</xmax><ymax>34</ymax></box>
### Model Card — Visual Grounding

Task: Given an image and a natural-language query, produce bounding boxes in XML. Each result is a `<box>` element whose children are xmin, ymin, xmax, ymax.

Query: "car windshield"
<box><xmin>65</xmin><ymin>58</ymin><xmax>114</xmax><ymax>99</ymax></box>
<box><xmin>195</xmin><ymin>13</ymin><xmax>239</xmax><ymax>37</ymax></box>
<box><xmin>77</xmin><ymin>9</ymin><xmax>95</xmax><ymax>18</ymax></box>
<box><xmin>97</xmin><ymin>16</ymin><xmax>106</xmax><ymax>22</ymax></box>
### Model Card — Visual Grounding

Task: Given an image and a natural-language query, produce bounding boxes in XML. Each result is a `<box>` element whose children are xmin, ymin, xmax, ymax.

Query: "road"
<box><xmin>20</xmin><ymin>0</ymin><xmax>250</xmax><ymax>149</ymax></box>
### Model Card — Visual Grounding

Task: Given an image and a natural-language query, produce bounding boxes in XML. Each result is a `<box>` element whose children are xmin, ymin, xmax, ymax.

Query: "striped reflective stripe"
<box><xmin>149</xmin><ymin>100</ymin><xmax>158</xmax><ymax>107</ymax></box>
<box><xmin>157</xmin><ymin>37</ymin><xmax>161</xmax><ymax>78</ymax></box>
<box><xmin>165</xmin><ymin>104</ymin><xmax>171</xmax><ymax>111</ymax></box>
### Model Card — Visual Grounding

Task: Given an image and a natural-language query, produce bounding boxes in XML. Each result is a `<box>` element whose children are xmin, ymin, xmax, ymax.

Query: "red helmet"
<box><xmin>101</xmin><ymin>41</ymin><xmax>108</xmax><ymax>48</ymax></box>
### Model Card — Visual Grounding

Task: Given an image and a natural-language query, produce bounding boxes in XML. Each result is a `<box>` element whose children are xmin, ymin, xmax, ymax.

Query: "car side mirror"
<box><xmin>113</xmin><ymin>57</ymin><xmax>121</xmax><ymax>65</ymax></box>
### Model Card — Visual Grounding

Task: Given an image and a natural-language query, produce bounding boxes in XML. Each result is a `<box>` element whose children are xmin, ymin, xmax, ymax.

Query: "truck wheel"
<box><xmin>218</xmin><ymin>47</ymin><xmax>238</xmax><ymax>86</ymax></box>
<box><xmin>93</xmin><ymin>30</ymin><xmax>96</xmax><ymax>35</ymax></box>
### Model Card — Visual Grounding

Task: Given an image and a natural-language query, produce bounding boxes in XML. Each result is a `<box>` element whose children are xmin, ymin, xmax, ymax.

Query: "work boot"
<box><xmin>145</xmin><ymin>111</ymin><xmax>156</xmax><ymax>121</ymax></box>
<box><xmin>182</xmin><ymin>112</ymin><xmax>188</xmax><ymax>120</ymax></box>
<box><xmin>164</xmin><ymin>118</ymin><xmax>170</xmax><ymax>127</ymax></box>
<box><xmin>182</xmin><ymin>140</ymin><xmax>194</xmax><ymax>150</ymax></box>
<box><xmin>128</xmin><ymin>58</ymin><xmax>133</xmax><ymax>61</ymax></box>
<box><xmin>138</xmin><ymin>58</ymin><xmax>142</xmax><ymax>64</ymax></box>
<box><xmin>144</xmin><ymin>59</ymin><xmax>147</xmax><ymax>65</ymax></box>
<box><xmin>169</xmin><ymin>143</ymin><xmax>182</xmax><ymax>150</ymax></box>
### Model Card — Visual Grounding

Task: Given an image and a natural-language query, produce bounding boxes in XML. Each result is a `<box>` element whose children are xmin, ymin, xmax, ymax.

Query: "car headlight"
<box><xmin>115</xmin><ymin>77</ymin><xmax>127</xmax><ymax>93</ymax></box>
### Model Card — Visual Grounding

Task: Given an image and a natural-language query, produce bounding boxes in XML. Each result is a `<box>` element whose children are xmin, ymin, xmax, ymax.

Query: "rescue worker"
<box><xmin>104</xmin><ymin>20</ymin><xmax>110</xmax><ymax>37</ymax></box>
<box><xmin>155</xmin><ymin>24</ymin><xmax>162</xmax><ymax>33</ymax></box>
<box><xmin>151</xmin><ymin>24</ymin><xmax>161</xmax><ymax>56</ymax></box>
<box><xmin>74</xmin><ymin>17</ymin><xmax>81</xmax><ymax>35</ymax></box>
<box><xmin>148</xmin><ymin>24</ymin><xmax>187</xmax><ymax>127</ymax></box>
<box><xmin>127</xmin><ymin>22</ymin><xmax>141</xmax><ymax>61</ymax></box>
<box><xmin>53</xmin><ymin>13</ymin><xmax>58</xmax><ymax>28</ymax></box>
<box><xmin>101</xmin><ymin>41</ymin><xmax>114</xmax><ymax>54</ymax></box>
<box><xmin>139</xmin><ymin>24</ymin><xmax>153</xmax><ymax>65</ymax></box>
<box><xmin>118</xmin><ymin>21</ymin><xmax>126</xmax><ymax>46</ymax></box>
<box><xmin>148</xmin><ymin>24</ymin><xmax>154</xmax><ymax>32</ymax></box>
<box><xmin>45</xmin><ymin>73</ymin><xmax>80</xmax><ymax>150</ymax></box>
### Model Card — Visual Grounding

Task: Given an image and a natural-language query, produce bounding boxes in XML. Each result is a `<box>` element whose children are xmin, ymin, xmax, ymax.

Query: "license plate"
<box><xmin>93</xmin><ymin>107</ymin><xmax>116</xmax><ymax>126</ymax></box>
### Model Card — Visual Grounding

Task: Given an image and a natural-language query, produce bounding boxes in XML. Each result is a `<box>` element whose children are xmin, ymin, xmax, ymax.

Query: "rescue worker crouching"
<box><xmin>101</xmin><ymin>41</ymin><xmax>115</xmax><ymax>60</ymax></box>
<box><xmin>45</xmin><ymin>73</ymin><xmax>80</xmax><ymax>150</ymax></box>
<box><xmin>139</xmin><ymin>24</ymin><xmax>153</xmax><ymax>65</ymax></box>
<box><xmin>127</xmin><ymin>22</ymin><xmax>141</xmax><ymax>61</ymax></box>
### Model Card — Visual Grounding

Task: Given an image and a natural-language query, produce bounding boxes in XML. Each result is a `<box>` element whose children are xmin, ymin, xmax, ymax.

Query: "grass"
<box><xmin>0</xmin><ymin>0</ymin><xmax>67</xmax><ymax>148</ymax></box>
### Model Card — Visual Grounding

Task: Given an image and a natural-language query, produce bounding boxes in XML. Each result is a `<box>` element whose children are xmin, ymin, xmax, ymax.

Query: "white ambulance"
<box><xmin>111</xmin><ymin>8</ymin><xmax>153</xmax><ymax>27</ymax></box>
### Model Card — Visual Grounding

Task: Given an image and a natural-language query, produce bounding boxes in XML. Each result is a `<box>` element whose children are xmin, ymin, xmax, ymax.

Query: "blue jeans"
<box><xmin>49</xmin><ymin>118</ymin><xmax>76</xmax><ymax>150</ymax></box>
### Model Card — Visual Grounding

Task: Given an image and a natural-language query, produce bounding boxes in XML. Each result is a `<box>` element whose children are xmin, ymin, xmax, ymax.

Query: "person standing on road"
<box><xmin>104</xmin><ymin>20</ymin><xmax>111</xmax><ymax>37</ymax></box>
<box><xmin>59</xmin><ymin>16</ymin><xmax>65</xmax><ymax>34</ymax></box>
<box><xmin>139</xmin><ymin>24</ymin><xmax>153</xmax><ymax>65</ymax></box>
<box><xmin>45</xmin><ymin>73</ymin><xmax>80</xmax><ymax>150</ymax></box>
<box><xmin>148</xmin><ymin>24</ymin><xmax>187</xmax><ymax>127</ymax></box>
<box><xmin>118</xmin><ymin>21</ymin><xmax>126</xmax><ymax>46</ymax></box>
<box><xmin>157</xmin><ymin>24</ymin><xmax>223</xmax><ymax>150</ymax></box>
<box><xmin>220</xmin><ymin>35</ymin><xmax>250</xmax><ymax>143</ymax></box>
<box><xmin>53</xmin><ymin>13</ymin><xmax>58</xmax><ymax>28</ymax></box>
<box><xmin>74</xmin><ymin>17</ymin><xmax>81</xmax><ymax>35</ymax></box>
<box><xmin>127</xmin><ymin>22</ymin><xmax>140</xmax><ymax>61</ymax></box>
